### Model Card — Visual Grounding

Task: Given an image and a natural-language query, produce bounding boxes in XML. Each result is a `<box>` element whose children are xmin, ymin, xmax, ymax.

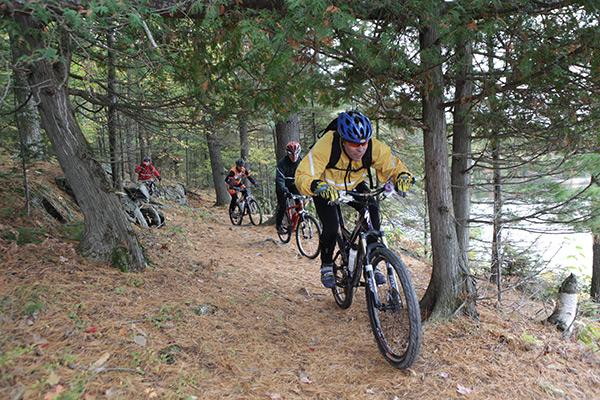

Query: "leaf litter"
<box><xmin>1</xmin><ymin>155</ymin><xmax>600</xmax><ymax>399</ymax></box>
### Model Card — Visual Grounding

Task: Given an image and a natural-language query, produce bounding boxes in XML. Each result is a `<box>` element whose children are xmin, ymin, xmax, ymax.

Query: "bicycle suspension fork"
<box><xmin>361</xmin><ymin>230</ymin><xmax>399</xmax><ymax>309</ymax></box>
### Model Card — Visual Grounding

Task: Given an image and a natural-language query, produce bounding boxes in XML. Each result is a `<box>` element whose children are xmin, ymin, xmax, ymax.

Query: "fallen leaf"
<box><xmin>43</xmin><ymin>385</ymin><xmax>64</xmax><ymax>400</ymax></box>
<box><xmin>85</xmin><ymin>325</ymin><xmax>98</xmax><ymax>333</ymax></box>
<box><xmin>90</xmin><ymin>352</ymin><xmax>111</xmax><ymax>371</ymax></box>
<box><xmin>134</xmin><ymin>335</ymin><xmax>147</xmax><ymax>346</ymax></box>
<box><xmin>439</xmin><ymin>372</ymin><xmax>449</xmax><ymax>378</ymax></box>
<box><xmin>457</xmin><ymin>383</ymin><xmax>472</xmax><ymax>395</ymax></box>
<box><xmin>266</xmin><ymin>393</ymin><xmax>281</xmax><ymax>399</ymax></box>
<box><xmin>46</xmin><ymin>372</ymin><xmax>60</xmax><ymax>385</ymax></box>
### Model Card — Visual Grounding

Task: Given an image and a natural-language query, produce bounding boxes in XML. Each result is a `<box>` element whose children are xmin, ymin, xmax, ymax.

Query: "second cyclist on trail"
<box><xmin>226</xmin><ymin>158</ymin><xmax>259</xmax><ymax>216</ymax></box>
<box><xmin>275</xmin><ymin>141</ymin><xmax>302</xmax><ymax>234</ymax></box>
<box><xmin>295</xmin><ymin>110</ymin><xmax>414</xmax><ymax>288</ymax></box>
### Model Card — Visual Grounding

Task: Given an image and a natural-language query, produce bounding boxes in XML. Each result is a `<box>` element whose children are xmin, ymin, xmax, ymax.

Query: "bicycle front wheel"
<box><xmin>366</xmin><ymin>248</ymin><xmax>421</xmax><ymax>369</ymax></box>
<box><xmin>248</xmin><ymin>198</ymin><xmax>262</xmax><ymax>225</ymax></box>
<box><xmin>332</xmin><ymin>235</ymin><xmax>354</xmax><ymax>309</ymax></box>
<box><xmin>278</xmin><ymin>212</ymin><xmax>292</xmax><ymax>243</ymax></box>
<box><xmin>229</xmin><ymin>203</ymin><xmax>243</xmax><ymax>225</ymax></box>
<box><xmin>296</xmin><ymin>214</ymin><xmax>321</xmax><ymax>259</ymax></box>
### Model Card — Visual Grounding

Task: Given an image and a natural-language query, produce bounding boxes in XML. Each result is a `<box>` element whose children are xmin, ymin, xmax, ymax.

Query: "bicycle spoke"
<box><xmin>366</xmin><ymin>248</ymin><xmax>421</xmax><ymax>369</ymax></box>
<box><xmin>296</xmin><ymin>214</ymin><xmax>321</xmax><ymax>259</ymax></box>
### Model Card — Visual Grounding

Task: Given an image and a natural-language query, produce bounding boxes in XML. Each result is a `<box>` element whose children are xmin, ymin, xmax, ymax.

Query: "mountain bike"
<box><xmin>278</xmin><ymin>194</ymin><xmax>321</xmax><ymax>259</ymax></box>
<box><xmin>330</xmin><ymin>183</ymin><xmax>421</xmax><ymax>369</ymax></box>
<box><xmin>229</xmin><ymin>187</ymin><xmax>263</xmax><ymax>226</ymax></box>
<box><xmin>142</xmin><ymin>179</ymin><xmax>162</xmax><ymax>197</ymax></box>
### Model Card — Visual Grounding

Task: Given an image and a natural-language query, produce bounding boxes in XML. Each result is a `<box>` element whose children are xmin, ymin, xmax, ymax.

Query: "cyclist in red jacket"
<box><xmin>135</xmin><ymin>157</ymin><xmax>162</xmax><ymax>183</ymax></box>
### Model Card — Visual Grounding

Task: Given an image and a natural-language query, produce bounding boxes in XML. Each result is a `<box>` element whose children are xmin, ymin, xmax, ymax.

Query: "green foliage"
<box><xmin>150</xmin><ymin>305</ymin><xmax>183</xmax><ymax>328</ymax></box>
<box><xmin>0</xmin><ymin>284</ymin><xmax>48</xmax><ymax>317</ymax></box>
<box><xmin>1</xmin><ymin>226</ymin><xmax>46</xmax><ymax>245</ymax></box>
<box><xmin>56</xmin><ymin>221</ymin><xmax>84</xmax><ymax>242</ymax></box>
<box><xmin>578</xmin><ymin>324</ymin><xmax>600</xmax><ymax>351</ymax></box>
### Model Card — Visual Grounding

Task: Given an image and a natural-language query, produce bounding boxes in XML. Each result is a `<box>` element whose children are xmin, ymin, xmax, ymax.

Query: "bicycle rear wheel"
<box><xmin>248</xmin><ymin>198</ymin><xmax>263</xmax><ymax>225</ymax></box>
<box><xmin>278</xmin><ymin>212</ymin><xmax>292</xmax><ymax>243</ymax></box>
<box><xmin>366</xmin><ymin>248</ymin><xmax>421</xmax><ymax>369</ymax></box>
<box><xmin>229</xmin><ymin>203</ymin><xmax>243</xmax><ymax>225</ymax></box>
<box><xmin>296</xmin><ymin>214</ymin><xmax>321</xmax><ymax>259</ymax></box>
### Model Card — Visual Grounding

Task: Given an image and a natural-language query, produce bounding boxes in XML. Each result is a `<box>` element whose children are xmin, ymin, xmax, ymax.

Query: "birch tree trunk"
<box><xmin>14</xmin><ymin>14</ymin><xmax>147</xmax><ymax>271</ymax></box>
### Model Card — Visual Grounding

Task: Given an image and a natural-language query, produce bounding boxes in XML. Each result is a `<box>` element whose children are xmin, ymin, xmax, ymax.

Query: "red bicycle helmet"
<box><xmin>286</xmin><ymin>141</ymin><xmax>301</xmax><ymax>155</ymax></box>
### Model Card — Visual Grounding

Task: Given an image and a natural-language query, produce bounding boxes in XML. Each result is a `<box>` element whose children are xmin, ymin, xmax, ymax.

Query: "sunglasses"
<box><xmin>345</xmin><ymin>141</ymin><xmax>368</xmax><ymax>148</ymax></box>
<box><xmin>287</xmin><ymin>149</ymin><xmax>301</xmax><ymax>155</ymax></box>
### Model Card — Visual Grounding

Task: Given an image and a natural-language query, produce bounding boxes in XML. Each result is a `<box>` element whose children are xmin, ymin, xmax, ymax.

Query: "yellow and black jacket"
<box><xmin>295</xmin><ymin>131</ymin><xmax>409</xmax><ymax>196</ymax></box>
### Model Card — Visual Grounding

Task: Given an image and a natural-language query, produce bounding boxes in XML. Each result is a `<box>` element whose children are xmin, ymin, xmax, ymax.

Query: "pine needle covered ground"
<box><xmin>1</xmin><ymin>155</ymin><xmax>600</xmax><ymax>399</ymax></box>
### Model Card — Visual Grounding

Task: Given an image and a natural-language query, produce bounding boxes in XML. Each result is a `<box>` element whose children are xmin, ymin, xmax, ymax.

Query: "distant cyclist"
<box><xmin>295</xmin><ymin>110</ymin><xmax>414</xmax><ymax>288</ymax></box>
<box><xmin>135</xmin><ymin>157</ymin><xmax>162</xmax><ymax>183</ymax></box>
<box><xmin>226</xmin><ymin>158</ymin><xmax>259</xmax><ymax>215</ymax></box>
<box><xmin>275</xmin><ymin>141</ymin><xmax>303</xmax><ymax>234</ymax></box>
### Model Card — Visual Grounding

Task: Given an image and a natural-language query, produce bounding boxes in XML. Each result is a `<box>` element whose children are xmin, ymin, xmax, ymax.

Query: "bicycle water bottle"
<box><xmin>348</xmin><ymin>248</ymin><xmax>357</xmax><ymax>273</ymax></box>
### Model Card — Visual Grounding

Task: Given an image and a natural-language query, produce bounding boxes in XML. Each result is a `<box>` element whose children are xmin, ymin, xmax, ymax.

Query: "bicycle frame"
<box><xmin>335</xmin><ymin>185</ymin><xmax>400</xmax><ymax>307</ymax></box>
<box><xmin>234</xmin><ymin>187</ymin><xmax>251</xmax><ymax>212</ymax></box>
<box><xmin>285</xmin><ymin>195</ymin><xmax>310</xmax><ymax>231</ymax></box>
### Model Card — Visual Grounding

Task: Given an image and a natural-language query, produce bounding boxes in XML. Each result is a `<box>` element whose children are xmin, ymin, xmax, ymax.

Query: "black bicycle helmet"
<box><xmin>143</xmin><ymin>157</ymin><xmax>151</xmax><ymax>163</ymax></box>
<box><xmin>235</xmin><ymin>158</ymin><xmax>245</xmax><ymax>166</ymax></box>
<box><xmin>337</xmin><ymin>110</ymin><xmax>372</xmax><ymax>144</ymax></box>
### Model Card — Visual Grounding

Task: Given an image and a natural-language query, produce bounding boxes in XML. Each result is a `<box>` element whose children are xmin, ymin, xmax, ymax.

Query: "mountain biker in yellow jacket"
<box><xmin>295</xmin><ymin>110</ymin><xmax>414</xmax><ymax>288</ymax></box>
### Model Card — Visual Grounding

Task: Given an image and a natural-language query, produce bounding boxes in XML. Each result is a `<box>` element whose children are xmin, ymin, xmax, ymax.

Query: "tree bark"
<box><xmin>275</xmin><ymin>112</ymin><xmax>300</xmax><ymax>160</ymax></box>
<box><xmin>205</xmin><ymin>117</ymin><xmax>229</xmax><ymax>206</ymax></box>
<box><xmin>10</xmin><ymin>35</ymin><xmax>44</xmax><ymax>160</ymax></box>
<box><xmin>239</xmin><ymin>116</ymin><xmax>249</xmax><ymax>161</ymax></box>
<box><xmin>591</xmin><ymin>232</ymin><xmax>600</xmax><ymax>301</ymax></box>
<box><xmin>418</xmin><ymin>12</ymin><xmax>477</xmax><ymax>320</ymax></box>
<box><xmin>451</xmin><ymin>39</ymin><xmax>474</xmax><ymax>274</ymax></box>
<box><xmin>107</xmin><ymin>30</ymin><xmax>121</xmax><ymax>187</ymax></box>
<box><xmin>15</xmin><ymin>14</ymin><xmax>147</xmax><ymax>271</ymax></box>
<box><xmin>547</xmin><ymin>273</ymin><xmax>578</xmax><ymax>331</ymax></box>
<box><xmin>490</xmin><ymin>138</ymin><xmax>503</xmax><ymax>290</ymax></box>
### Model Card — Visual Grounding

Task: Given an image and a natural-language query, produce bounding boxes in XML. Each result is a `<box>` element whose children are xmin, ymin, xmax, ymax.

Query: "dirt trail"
<box><xmin>1</xmin><ymin>172</ymin><xmax>600</xmax><ymax>399</ymax></box>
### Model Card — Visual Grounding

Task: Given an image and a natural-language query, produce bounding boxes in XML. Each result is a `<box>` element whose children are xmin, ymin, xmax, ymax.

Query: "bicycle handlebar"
<box><xmin>336</xmin><ymin>182</ymin><xmax>395</xmax><ymax>204</ymax></box>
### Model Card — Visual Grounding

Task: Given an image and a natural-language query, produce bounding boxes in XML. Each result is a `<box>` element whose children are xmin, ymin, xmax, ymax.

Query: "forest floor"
<box><xmin>2</xmin><ymin>155</ymin><xmax>600</xmax><ymax>400</ymax></box>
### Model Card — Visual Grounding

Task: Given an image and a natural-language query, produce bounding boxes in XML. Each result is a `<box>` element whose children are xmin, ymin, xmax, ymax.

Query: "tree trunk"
<box><xmin>275</xmin><ymin>112</ymin><xmax>300</xmax><ymax>160</ymax></box>
<box><xmin>10</xmin><ymin>36</ymin><xmax>44</xmax><ymax>160</ymax></box>
<box><xmin>547</xmin><ymin>273</ymin><xmax>578</xmax><ymax>332</ymax></box>
<box><xmin>591</xmin><ymin>232</ymin><xmax>600</xmax><ymax>301</ymax></box>
<box><xmin>15</xmin><ymin>14</ymin><xmax>147</xmax><ymax>271</ymax></box>
<box><xmin>239</xmin><ymin>116</ymin><xmax>249</xmax><ymax>161</ymax></box>
<box><xmin>418</xmin><ymin>13</ymin><xmax>477</xmax><ymax>320</ymax></box>
<box><xmin>490</xmin><ymin>138</ymin><xmax>503</xmax><ymax>291</ymax></box>
<box><xmin>451</xmin><ymin>39</ymin><xmax>474</xmax><ymax>274</ymax></box>
<box><xmin>205</xmin><ymin>118</ymin><xmax>229</xmax><ymax>206</ymax></box>
<box><xmin>107</xmin><ymin>30</ymin><xmax>120</xmax><ymax>187</ymax></box>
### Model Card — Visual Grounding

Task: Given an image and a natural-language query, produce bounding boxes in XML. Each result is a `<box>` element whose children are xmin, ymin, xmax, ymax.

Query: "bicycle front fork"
<box><xmin>361</xmin><ymin>231</ymin><xmax>396</xmax><ymax>309</ymax></box>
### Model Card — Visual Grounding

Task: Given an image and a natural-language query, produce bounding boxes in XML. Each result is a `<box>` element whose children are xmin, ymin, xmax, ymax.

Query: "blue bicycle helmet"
<box><xmin>337</xmin><ymin>111</ymin><xmax>372</xmax><ymax>144</ymax></box>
